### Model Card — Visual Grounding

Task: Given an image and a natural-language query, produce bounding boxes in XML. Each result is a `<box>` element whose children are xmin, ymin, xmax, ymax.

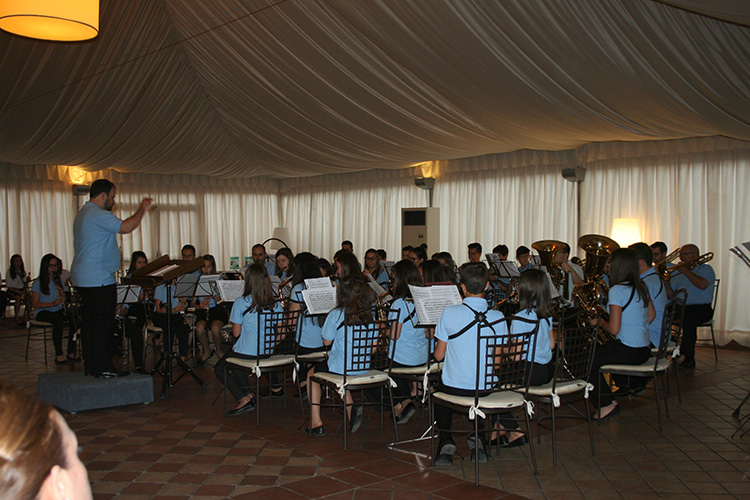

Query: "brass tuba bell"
<box><xmin>531</xmin><ymin>240</ymin><xmax>567</xmax><ymax>289</ymax></box>
<box><xmin>577</xmin><ymin>234</ymin><xmax>619</xmax><ymax>280</ymax></box>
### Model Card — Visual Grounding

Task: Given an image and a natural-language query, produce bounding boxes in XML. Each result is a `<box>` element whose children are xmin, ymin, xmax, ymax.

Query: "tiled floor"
<box><xmin>1</xmin><ymin>321</ymin><xmax>748</xmax><ymax>500</ymax></box>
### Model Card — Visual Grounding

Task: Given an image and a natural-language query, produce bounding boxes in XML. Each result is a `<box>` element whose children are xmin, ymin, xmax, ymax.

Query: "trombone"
<box><xmin>655</xmin><ymin>247</ymin><xmax>714</xmax><ymax>282</ymax></box>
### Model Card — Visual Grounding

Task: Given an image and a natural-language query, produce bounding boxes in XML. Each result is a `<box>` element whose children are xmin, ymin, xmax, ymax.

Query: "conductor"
<box><xmin>71</xmin><ymin>179</ymin><xmax>153</xmax><ymax>378</ymax></box>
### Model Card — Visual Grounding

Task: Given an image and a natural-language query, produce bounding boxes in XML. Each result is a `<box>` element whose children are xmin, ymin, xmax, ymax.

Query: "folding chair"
<box><xmin>223</xmin><ymin>305</ymin><xmax>301</xmax><ymax>426</ymax></box>
<box><xmin>430</xmin><ymin>314</ymin><xmax>539</xmax><ymax>486</ymax></box>
<box><xmin>293</xmin><ymin>309</ymin><xmax>330</xmax><ymax>417</ymax></box>
<box><xmin>309</xmin><ymin>306</ymin><xmax>399</xmax><ymax>450</ymax></box>
<box><xmin>527</xmin><ymin>323</ymin><xmax>598</xmax><ymax>468</ymax></box>
<box><xmin>24</xmin><ymin>283</ymin><xmax>53</xmax><ymax>365</ymax></box>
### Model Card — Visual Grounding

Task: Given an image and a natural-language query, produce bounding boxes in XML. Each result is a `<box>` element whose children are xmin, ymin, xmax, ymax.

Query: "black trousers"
<box><xmin>680</xmin><ymin>304</ymin><xmax>713</xmax><ymax>362</ymax></box>
<box><xmin>152</xmin><ymin>312</ymin><xmax>189</xmax><ymax>357</ymax></box>
<box><xmin>588</xmin><ymin>340</ymin><xmax>650</xmax><ymax>408</ymax></box>
<box><xmin>78</xmin><ymin>284</ymin><xmax>117</xmax><ymax>374</ymax></box>
<box><xmin>35</xmin><ymin>309</ymin><xmax>76</xmax><ymax>357</ymax></box>
<box><xmin>124</xmin><ymin>304</ymin><xmax>148</xmax><ymax>367</ymax></box>
<box><xmin>214</xmin><ymin>351</ymin><xmax>258</xmax><ymax>401</ymax></box>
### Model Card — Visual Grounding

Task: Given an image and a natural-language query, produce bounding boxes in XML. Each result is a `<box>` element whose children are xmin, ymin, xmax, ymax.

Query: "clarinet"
<box><xmin>54</xmin><ymin>276</ymin><xmax>67</xmax><ymax>314</ymax></box>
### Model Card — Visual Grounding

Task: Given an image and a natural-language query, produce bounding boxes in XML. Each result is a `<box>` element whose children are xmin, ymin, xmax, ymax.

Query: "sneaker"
<box><xmin>434</xmin><ymin>440</ymin><xmax>456</xmax><ymax>466</ymax></box>
<box><xmin>395</xmin><ymin>402</ymin><xmax>417</xmax><ymax>425</ymax></box>
<box><xmin>350</xmin><ymin>405</ymin><xmax>364</xmax><ymax>433</ymax></box>
<box><xmin>258</xmin><ymin>386</ymin><xmax>286</xmax><ymax>398</ymax></box>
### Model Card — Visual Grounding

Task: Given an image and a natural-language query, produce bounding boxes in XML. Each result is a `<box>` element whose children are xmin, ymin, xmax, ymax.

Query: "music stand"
<box><xmin>123</xmin><ymin>255</ymin><xmax>206</xmax><ymax>399</ymax></box>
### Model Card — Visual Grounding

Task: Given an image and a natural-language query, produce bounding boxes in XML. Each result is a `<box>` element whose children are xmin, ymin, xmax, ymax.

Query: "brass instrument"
<box><xmin>531</xmin><ymin>240</ymin><xmax>567</xmax><ymax>290</ymax></box>
<box><xmin>657</xmin><ymin>250</ymin><xmax>714</xmax><ymax>282</ymax></box>
<box><xmin>653</xmin><ymin>248</ymin><xmax>680</xmax><ymax>281</ymax></box>
<box><xmin>572</xmin><ymin>280</ymin><xmax>615</xmax><ymax>343</ymax></box>
<box><xmin>278</xmin><ymin>276</ymin><xmax>293</xmax><ymax>302</ymax></box>
<box><xmin>578</xmin><ymin>234</ymin><xmax>619</xmax><ymax>280</ymax></box>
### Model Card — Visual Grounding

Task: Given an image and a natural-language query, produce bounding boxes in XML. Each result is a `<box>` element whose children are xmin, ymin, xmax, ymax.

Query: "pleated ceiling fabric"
<box><xmin>1</xmin><ymin>0</ymin><xmax>748</xmax><ymax>178</ymax></box>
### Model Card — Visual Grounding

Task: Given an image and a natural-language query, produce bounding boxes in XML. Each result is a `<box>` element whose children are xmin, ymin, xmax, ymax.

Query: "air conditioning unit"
<box><xmin>401</xmin><ymin>208</ymin><xmax>440</xmax><ymax>252</ymax></box>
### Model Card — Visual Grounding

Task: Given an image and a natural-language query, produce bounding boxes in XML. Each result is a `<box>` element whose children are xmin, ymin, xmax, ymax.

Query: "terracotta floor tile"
<box><xmin>284</xmin><ymin>475</ymin><xmax>354</xmax><ymax>498</ymax></box>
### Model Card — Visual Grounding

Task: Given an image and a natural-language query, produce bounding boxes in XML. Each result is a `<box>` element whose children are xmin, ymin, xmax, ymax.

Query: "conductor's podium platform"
<box><xmin>38</xmin><ymin>372</ymin><xmax>154</xmax><ymax>414</ymax></box>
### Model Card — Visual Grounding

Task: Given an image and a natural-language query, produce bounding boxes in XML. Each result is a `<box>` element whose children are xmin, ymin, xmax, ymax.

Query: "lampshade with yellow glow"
<box><xmin>0</xmin><ymin>0</ymin><xmax>99</xmax><ymax>41</ymax></box>
<box><xmin>610</xmin><ymin>218</ymin><xmax>642</xmax><ymax>247</ymax></box>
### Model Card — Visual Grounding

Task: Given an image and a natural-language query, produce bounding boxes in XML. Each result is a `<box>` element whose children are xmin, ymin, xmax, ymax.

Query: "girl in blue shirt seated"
<box><xmin>194</xmin><ymin>254</ymin><xmax>228</xmax><ymax>365</ymax></box>
<box><xmin>588</xmin><ymin>248</ymin><xmax>655</xmax><ymax>420</ymax></box>
<box><xmin>306</xmin><ymin>275</ymin><xmax>376</xmax><ymax>437</ymax></box>
<box><xmin>31</xmin><ymin>254</ymin><xmax>77</xmax><ymax>364</ymax></box>
<box><xmin>288</xmin><ymin>252</ymin><xmax>329</xmax><ymax>400</ymax></box>
<box><xmin>214</xmin><ymin>264</ymin><xmax>283</xmax><ymax>415</ymax></box>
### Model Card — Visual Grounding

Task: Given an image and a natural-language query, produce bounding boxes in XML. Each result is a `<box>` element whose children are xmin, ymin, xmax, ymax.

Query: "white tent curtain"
<box><xmin>1</xmin><ymin>137</ymin><xmax>748</xmax><ymax>345</ymax></box>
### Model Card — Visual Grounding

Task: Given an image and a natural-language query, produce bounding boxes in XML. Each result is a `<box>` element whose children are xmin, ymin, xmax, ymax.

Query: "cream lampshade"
<box><xmin>0</xmin><ymin>0</ymin><xmax>99</xmax><ymax>41</ymax></box>
<box><xmin>611</xmin><ymin>218</ymin><xmax>641</xmax><ymax>247</ymax></box>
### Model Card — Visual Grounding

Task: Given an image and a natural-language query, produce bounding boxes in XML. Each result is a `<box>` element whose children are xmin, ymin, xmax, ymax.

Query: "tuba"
<box><xmin>531</xmin><ymin>240</ymin><xmax>567</xmax><ymax>291</ymax></box>
<box><xmin>577</xmin><ymin>234</ymin><xmax>619</xmax><ymax>281</ymax></box>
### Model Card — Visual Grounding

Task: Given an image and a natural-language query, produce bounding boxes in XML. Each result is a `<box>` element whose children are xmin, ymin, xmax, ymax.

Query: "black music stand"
<box><xmin>123</xmin><ymin>255</ymin><xmax>207</xmax><ymax>399</ymax></box>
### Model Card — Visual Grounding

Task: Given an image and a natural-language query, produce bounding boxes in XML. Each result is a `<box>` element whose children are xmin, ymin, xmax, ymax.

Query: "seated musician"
<box><xmin>250</xmin><ymin>243</ymin><xmax>276</xmax><ymax>276</ymax></box>
<box><xmin>5</xmin><ymin>254</ymin><xmax>29</xmax><ymax>324</ymax></box>
<box><xmin>467</xmin><ymin>242</ymin><xmax>482</xmax><ymax>264</ymax></box>
<box><xmin>334</xmin><ymin>251</ymin><xmax>365</xmax><ymax>281</ymax></box>
<box><xmin>420</xmin><ymin>259</ymin><xmax>456</xmax><ymax>285</ymax></box>
<box><xmin>318</xmin><ymin>258</ymin><xmax>335</xmax><ymax>278</ymax></box>
<box><xmin>554</xmin><ymin>243</ymin><xmax>584</xmax><ymax>300</ymax></box>
<box><xmin>491</xmin><ymin>244</ymin><xmax>512</xmax><ymax>295</ymax></box>
<box><xmin>30</xmin><ymin>254</ymin><xmax>77</xmax><ymax>364</ymax></box>
<box><xmin>152</xmin><ymin>279</ymin><xmax>190</xmax><ymax>361</ymax></box>
<box><xmin>274</xmin><ymin>247</ymin><xmax>294</xmax><ymax>282</ymax></box>
<box><xmin>516</xmin><ymin>246</ymin><xmax>532</xmax><ymax>273</ymax></box>
<box><xmin>194</xmin><ymin>254</ymin><xmax>228</xmax><ymax>365</ymax></box>
<box><xmin>121</xmin><ymin>251</ymin><xmax>150</xmax><ymax>374</ymax></box>
<box><xmin>407</xmin><ymin>245</ymin><xmax>427</xmax><ymax>267</ymax></box>
<box><xmin>365</xmin><ymin>259</ymin><xmax>427</xmax><ymax>424</ymax></box>
<box><xmin>630</xmin><ymin>243</ymin><xmax>668</xmax><ymax>348</ymax></box>
<box><xmin>667</xmin><ymin>244</ymin><xmax>715</xmax><ymax>369</ymax></box>
<box><xmin>650</xmin><ymin>241</ymin><xmax>669</xmax><ymax>269</ymax></box>
<box><xmin>376</xmin><ymin>249</ymin><xmax>387</xmax><ymax>261</ymax></box>
<box><xmin>433</xmin><ymin>263</ymin><xmax>506</xmax><ymax>465</ymax></box>
<box><xmin>306</xmin><ymin>275</ymin><xmax>376</xmax><ymax>437</ymax></box>
<box><xmin>288</xmin><ymin>252</ymin><xmax>328</xmax><ymax>400</ymax></box>
<box><xmin>588</xmin><ymin>248</ymin><xmax>655</xmax><ymax>420</ymax></box>
<box><xmin>401</xmin><ymin>245</ymin><xmax>414</xmax><ymax>260</ymax></box>
<box><xmin>341</xmin><ymin>240</ymin><xmax>354</xmax><ymax>253</ymax></box>
<box><xmin>363</xmin><ymin>248</ymin><xmax>389</xmax><ymax>286</ymax></box>
<box><xmin>214</xmin><ymin>264</ymin><xmax>283</xmax><ymax>415</ymax></box>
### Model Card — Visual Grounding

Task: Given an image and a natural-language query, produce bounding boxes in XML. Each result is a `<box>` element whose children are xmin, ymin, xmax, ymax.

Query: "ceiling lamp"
<box><xmin>0</xmin><ymin>0</ymin><xmax>99</xmax><ymax>41</ymax></box>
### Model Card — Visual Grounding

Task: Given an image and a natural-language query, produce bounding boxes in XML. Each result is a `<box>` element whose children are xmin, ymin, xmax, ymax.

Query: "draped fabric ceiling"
<box><xmin>0</xmin><ymin>0</ymin><xmax>748</xmax><ymax>179</ymax></box>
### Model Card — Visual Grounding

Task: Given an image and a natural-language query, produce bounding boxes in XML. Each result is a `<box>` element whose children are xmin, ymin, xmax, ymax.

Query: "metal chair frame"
<box><xmin>429</xmin><ymin>314</ymin><xmax>540</xmax><ymax>486</ymax></box>
<box><xmin>696</xmin><ymin>278</ymin><xmax>720</xmax><ymax>362</ymax></box>
<box><xmin>309</xmin><ymin>306</ymin><xmax>399</xmax><ymax>450</ymax></box>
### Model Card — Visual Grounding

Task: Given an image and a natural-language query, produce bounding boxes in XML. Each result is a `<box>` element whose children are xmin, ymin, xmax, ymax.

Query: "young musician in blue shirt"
<box><xmin>31</xmin><ymin>254</ymin><xmax>76</xmax><ymax>364</ymax></box>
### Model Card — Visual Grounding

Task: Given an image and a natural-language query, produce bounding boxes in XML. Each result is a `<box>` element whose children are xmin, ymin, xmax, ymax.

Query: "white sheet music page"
<box><xmin>542</xmin><ymin>270</ymin><xmax>561</xmax><ymax>299</ymax></box>
<box><xmin>117</xmin><ymin>285</ymin><xmax>142</xmax><ymax>304</ymax></box>
<box><xmin>196</xmin><ymin>274</ymin><xmax>220</xmax><ymax>296</ymax></box>
<box><xmin>148</xmin><ymin>264</ymin><xmax>179</xmax><ymax>277</ymax></box>
<box><xmin>408</xmin><ymin>284</ymin><xmax>462</xmax><ymax>325</ymax></box>
<box><xmin>304</xmin><ymin>277</ymin><xmax>334</xmax><ymax>289</ymax></box>
<box><xmin>215</xmin><ymin>280</ymin><xmax>245</xmax><ymax>302</ymax></box>
<box><xmin>302</xmin><ymin>287</ymin><xmax>337</xmax><ymax>315</ymax></box>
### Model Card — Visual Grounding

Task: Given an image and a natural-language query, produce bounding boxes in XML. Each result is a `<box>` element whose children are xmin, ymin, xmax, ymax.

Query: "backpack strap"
<box><xmin>447</xmin><ymin>303</ymin><xmax>495</xmax><ymax>340</ymax></box>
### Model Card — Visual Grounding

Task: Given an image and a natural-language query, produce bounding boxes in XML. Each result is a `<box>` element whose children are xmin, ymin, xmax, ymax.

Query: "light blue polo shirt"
<box><xmin>670</xmin><ymin>264</ymin><xmax>715</xmax><ymax>305</ymax></box>
<box><xmin>375</xmin><ymin>268</ymin><xmax>390</xmax><ymax>287</ymax></box>
<box><xmin>435</xmin><ymin>297</ymin><xmax>505</xmax><ymax>391</ymax></box>
<box><xmin>608</xmin><ymin>284</ymin><xmax>649</xmax><ymax>348</ymax></box>
<box><xmin>71</xmin><ymin>201</ymin><xmax>122</xmax><ymax>287</ymax></box>
<box><xmin>31</xmin><ymin>279</ymin><xmax>66</xmax><ymax>314</ymax></box>
<box><xmin>229</xmin><ymin>295</ymin><xmax>283</xmax><ymax>356</ymax></box>
<box><xmin>154</xmin><ymin>283</ymin><xmax>181</xmax><ymax>310</ymax></box>
<box><xmin>291</xmin><ymin>283</ymin><xmax>325</xmax><ymax>349</ymax></box>
<box><xmin>512</xmin><ymin>309</ymin><xmax>553</xmax><ymax>364</ymax></box>
<box><xmin>641</xmin><ymin>268</ymin><xmax>668</xmax><ymax>347</ymax></box>
<box><xmin>390</xmin><ymin>298</ymin><xmax>428</xmax><ymax>366</ymax></box>
<box><xmin>322</xmin><ymin>308</ymin><xmax>379</xmax><ymax>376</ymax></box>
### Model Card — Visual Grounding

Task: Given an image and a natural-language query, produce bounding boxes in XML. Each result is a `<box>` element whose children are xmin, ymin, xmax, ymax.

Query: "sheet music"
<box><xmin>215</xmin><ymin>280</ymin><xmax>245</xmax><ymax>302</ymax></box>
<box><xmin>367</xmin><ymin>274</ymin><xmax>393</xmax><ymax>302</ymax></box>
<box><xmin>148</xmin><ymin>264</ymin><xmax>180</xmax><ymax>277</ymax></box>
<box><xmin>196</xmin><ymin>274</ymin><xmax>220</xmax><ymax>296</ymax></box>
<box><xmin>485</xmin><ymin>253</ymin><xmax>500</xmax><ymax>265</ymax></box>
<box><xmin>174</xmin><ymin>273</ymin><xmax>200</xmax><ymax>297</ymax></box>
<box><xmin>304</xmin><ymin>277</ymin><xmax>334</xmax><ymax>289</ymax></box>
<box><xmin>301</xmin><ymin>287</ymin><xmax>337</xmax><ymax>315</ymax></box>
<box><xmin>408</xmin><ymin>284</ymin><xmax>462</xmax><ymax>326</ymax></box>
<box><xmin>382</xmin><ymin>261</ymin><xmax>396</xmax><ymax>278</ymax></box>
<box><xmin>530</xmin><ymin>255</ymin><xmax>542</xmax><ymax>268</ymax></box>
<box><xmin>116</xmin><ymin>285</ymin><xmax>142</xmax><ymax>304</ymax></box>
<box><xmin>498</xmin><ymin>260</ymin><xmax>521</xmax><ymax>278</ymax></box>
<box><xmin>542</xmin><ymin>269</ymin><xmax>561</xmax><ymax>299</ymax></box>
<box><xmin>269</xmin><ymin>275</ymin><xmax>282</xmax><ymax>295</ymax></box>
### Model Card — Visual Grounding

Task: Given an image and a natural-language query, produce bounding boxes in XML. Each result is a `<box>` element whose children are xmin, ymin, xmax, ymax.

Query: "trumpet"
<box><xmin>656</xmin><ymin>248</ymin><xmax>713</xmax><ymax>282</ymax></box>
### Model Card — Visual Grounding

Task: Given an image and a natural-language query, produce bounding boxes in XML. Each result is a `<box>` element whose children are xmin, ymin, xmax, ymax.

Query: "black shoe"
<box><xmin>134</xmin><ymin>366</ymin><xmax>149</xmax><ymax>375</ymax></box>
<box><xmin>258</xmin><ymin>386</ymin><xmax>286</xmax><ymax>398</ymax></box>
<box><xmin>434</xmin><ymin>440</ymin><xmax>456</xmax><ymax>466</ymax></box>
<box><xmin>395</xmin><ymin>402</ymin><xmax>417</xmax><ymax>425</ymax></box>
<box><xmin>55</xmin><ymin>358</ymin><xmax>68</xmax><ymax>365</ymax></box>
<box><xmin>304</xmin><ymin>425</ymin><xmax>325</xmax><ymax>437</ymax></box>
<box><xmin>501</xmin><ymin>435</ymin><xmax>529</xmax><ymax>448</ymax></box>
<box><xmin>350</xmin><ymin>405</ymin><xmax>364</xmax><ymax>433</ymax></box>
<box><xmin>66</xmin><ymin>354</ymin><xmax>81</xmax><ymax>362</ymax></box>
<box><xmin>680</xmin><ymin>358</ymin><xmax>696</xmax><ymax>369</ymax></box>
<box><xmin>94</xmin><ymin>370</ymin><xmax>117</xmax><ymax>379</ymax></box>
<box><xmin>227</xmin><ymin>399</ymin><xmax>256</xmax><ymax>416</ymax></box>
<box><xmin>467</xmin><ymin>435</ymin><xmax>488</xmax><ymax>463</ymax></box>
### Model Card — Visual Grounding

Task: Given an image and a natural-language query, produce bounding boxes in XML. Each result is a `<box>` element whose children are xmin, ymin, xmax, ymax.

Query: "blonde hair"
<box><xmin>0</xmin><ymin>379</ymin><xmax>66</xmax><ymax>500</ymax></box>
